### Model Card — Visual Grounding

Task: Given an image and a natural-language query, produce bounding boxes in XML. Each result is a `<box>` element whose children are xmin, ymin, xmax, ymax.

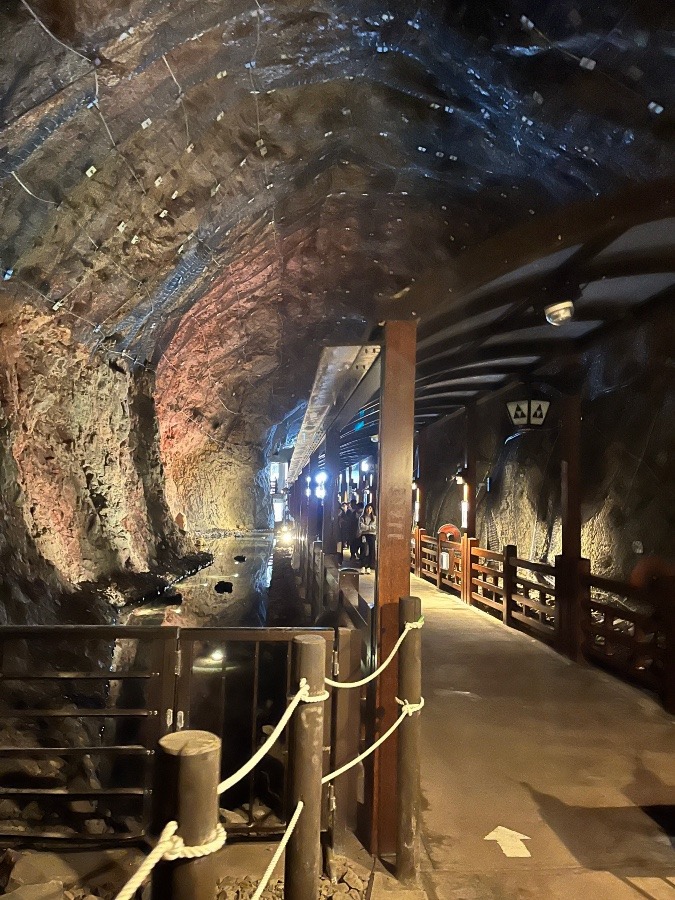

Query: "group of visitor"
<box><xmin>338</xmin><ymin>500</ymin><xmax>377</xmax><ymax>573</ymax></box>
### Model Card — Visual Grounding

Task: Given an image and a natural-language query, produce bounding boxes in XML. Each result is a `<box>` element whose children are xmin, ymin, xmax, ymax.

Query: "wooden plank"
<box><xmin>472</xmin><ymin>577</ymin><xmax>505</xmax><ymax>596</ymax></box>
<box><xmin>471</xmin><ymin>547</ymin><xmax>502</xmax><ymax>561</ymax></box>
<box><xmin>514</xmin><ymin>576</ymin><xmax>556</xmax><ymax>596</ymax></box>
<box><xmin>472</xmin><ymin>562</ymin><xmax>503</xmax><ymax>577</ymax></box>
<box><xmin>471</xmin><ymin>593</ymin><xmax>503</xmax><ymax>611</ymax></box>
<box><xmin>510</xmin><ymin>558</ymin><xmax>556</xmax><ymax>576</ymax></box>
<box><xmin>372</xmin><ymin>320</ymin><xmax>417</xmax><ymax>857</ymax></box>
<box><xmin>512</xmin><ymin>594</ymin><xmax>556</xmax><ymax>616</ymax></box>
<box><xmin>511</xmin><ymin>612</ymin><xmax>556</xmax><ymax>636</ymax></box>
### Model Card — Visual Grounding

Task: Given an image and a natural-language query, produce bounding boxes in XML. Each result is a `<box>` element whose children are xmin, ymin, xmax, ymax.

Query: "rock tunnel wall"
<box><xmin>0</xmin><ymin>308</ymin><xmax>192</xmax><ymax>620</ymax></box>
<box><xmin>422</xmin><ymin>307</ymin><xmax>675</xmax><ymax>580</ymax></box>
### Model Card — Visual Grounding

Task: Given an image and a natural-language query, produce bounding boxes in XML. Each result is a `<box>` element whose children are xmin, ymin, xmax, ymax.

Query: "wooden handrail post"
<box><xmin>396</xmin><ymin>595</ymin><xmax>422</xmax><ymax>884</ymax></box>
<box><xmin>152</xmin><ymin>731</ymin><xmax>221</xmax><ymax>900</ymax></box>
<box><xmin>286</xmin><ymin>635</ymin><xmax>326</xmax><ymax>900</ymax></box>
<box><xmin>503</xmin><ymin>545</ymin><xmax>516</xmax><ymax>627</ymax></box>
<box><xmin>436</xmin><ymin>535</ymin><xmax>443</xmax><ymax>590</ymax></box>
<box><xmin>415</xmin><ymin>528</ymin><xmax>424</xmax><ymax>578</ymax></box>
<box><xmin>557</xmin><ymin>555</ymin><xmax>588</xmax><ymax>660</ymax></box>
<box><xmin>462</xmin><ymin>537</ymin><xmax>477</xmax><ymax>605</ymax></box>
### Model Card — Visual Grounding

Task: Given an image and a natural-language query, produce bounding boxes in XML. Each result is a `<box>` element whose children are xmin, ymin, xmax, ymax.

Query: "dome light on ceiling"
<box><xmin>544</xmin><ymin>300</ymin><xmax>575</xmax><ymax>326</ymax></box>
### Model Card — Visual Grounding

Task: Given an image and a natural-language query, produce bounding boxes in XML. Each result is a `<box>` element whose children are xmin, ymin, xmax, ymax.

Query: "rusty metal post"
<box><xmin>396</xmin><ymin>596</ymin><xmax>422</xmax><ymax>884</ymax></box>
<box><xmin>373</xmin><ymin>319</ymin><xmax>417</xmax><ymax>856</ymax></box>
<box><xmin>286</xmin><ymin>635</ymin><xmax>326</xmax><ymax>900</ymax></box>
<box><xmin>152</xmin><ymin>730</ymin><xmax>221</xmax><ymax>900</ymax></box>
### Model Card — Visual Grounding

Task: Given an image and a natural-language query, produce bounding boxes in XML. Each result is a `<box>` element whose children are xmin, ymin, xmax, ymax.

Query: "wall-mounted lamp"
<box><xmin>545</xmin><ymin>300</ymin><xmax>575</xmax><ymax>326</ymax></box>
<box><xmin>315</xmin><ymin>471</ymin><xmax>327</xmax><ymax>485</ymax></box>
<box><xmin>361</xmin><ymin>460</ymin><xmax>370</xmax><ymax>473</ymax></box>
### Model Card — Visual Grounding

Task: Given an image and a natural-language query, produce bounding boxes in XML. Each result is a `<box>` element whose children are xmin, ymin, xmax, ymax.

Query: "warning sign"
<box><xmin>507</xmin><ymin>401</ymin><xmax>529</xmax><ymax>426</ymax></box>
<box><xmin>529</xmin><ymin>400</ymin><xmax>550</xmax><ymax>426</ymax></box>
<box><xmin>506</xmin><ymin>399</ymin><xmax>551</xmax><ymax>427</ymax></box>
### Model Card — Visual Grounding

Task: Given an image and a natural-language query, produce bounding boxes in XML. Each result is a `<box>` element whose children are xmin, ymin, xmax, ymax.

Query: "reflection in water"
<box><xmin>173</xmin><ymin>534</ymin><xmax>274</xmax><ymax>626</ymax></box>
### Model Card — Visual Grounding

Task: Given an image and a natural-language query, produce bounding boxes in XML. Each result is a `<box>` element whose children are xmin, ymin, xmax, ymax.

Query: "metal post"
<box><xmin>331</xmin><ymin>628</ymin><xmax>362</xmax><ymax>851</ymax></box>
<box><xmin>152</xmin><ymin>730</ymin><xmax>221</xmax><ymax>900</ymax></box>
<box><xmin>396</xmin><ymin>596</ymin><xmax>422</xmax><ymax>884</ymax></box>
<box><xmin>373</xmin><ymin>319</ymin><xmax>417</xmax><ymax>855</ymax></box>
<box><xmin>286</xmin><ymin>635</ymin><xmax>326</xmax><ymax>900</ymax></box>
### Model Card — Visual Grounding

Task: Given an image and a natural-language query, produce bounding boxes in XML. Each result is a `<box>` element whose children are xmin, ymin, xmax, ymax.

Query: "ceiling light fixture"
<box><xmin>544</xmin><ymin>300</ymin><xmax>575</xmax><ymax>326</ymax></box>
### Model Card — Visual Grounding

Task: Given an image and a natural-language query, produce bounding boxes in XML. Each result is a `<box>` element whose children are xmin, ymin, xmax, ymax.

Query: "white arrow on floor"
<box><xmin>484</xmin><ymin>826</ymin><xmax>532</xmax><ymax>857</ymax></box>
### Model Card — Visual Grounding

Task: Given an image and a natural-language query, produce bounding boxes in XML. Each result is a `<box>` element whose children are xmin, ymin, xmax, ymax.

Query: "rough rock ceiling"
<box><xmin>1</xmin><ymin>0</ymin><xmax>673</xmax><ymax>461</ymax></box>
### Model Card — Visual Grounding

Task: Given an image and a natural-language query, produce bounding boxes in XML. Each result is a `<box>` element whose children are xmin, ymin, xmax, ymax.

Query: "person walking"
<box><xmin>337</xmin><ymin>502</ymin><xmax>351</xmax><ymax>564</ymax></box>
<box><xmin>348</xmin><ymin>501</ymin><xmax>361</xmax><ymax>563</ymax></box>
<box><xmin>358</xmin><ymin>503</ymin><xmax>377</xmax><ymax>574</ymax></box>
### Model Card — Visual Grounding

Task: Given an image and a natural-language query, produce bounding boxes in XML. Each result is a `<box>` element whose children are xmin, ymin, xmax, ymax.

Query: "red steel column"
<box><xmin>372</xmin><ymin>320</ymin><xmax>417</xmax><ymax>856</ymax></box>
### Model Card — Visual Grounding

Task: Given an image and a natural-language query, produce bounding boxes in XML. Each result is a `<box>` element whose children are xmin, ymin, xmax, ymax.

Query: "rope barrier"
<box><xmin>114</xmin><ymin>619</ymin><xmax>424</xmax><ymax>898</ymax></box>
<box><xmin>250</xmin><ymin>800</ymin><xmax>304</xmax><ymax>900</ymax></box>
<box><xmin>321</xmin><ymin>696</ymin><xmax>425</xmax><ymax>785</ymax></box>
<box><xmin>114</xmin><ymin>822</ymin><xmax>227</xmax><ymax>900</ymax></box>
<box><xmin>217</xmin><ymin>678</ymin><xmax>325</xmax><ymax>795</ymax></box>
<box><xmin>325</xmin><ymin>617</ymin><xmax>424</xmax><ymax>689</ymax></box>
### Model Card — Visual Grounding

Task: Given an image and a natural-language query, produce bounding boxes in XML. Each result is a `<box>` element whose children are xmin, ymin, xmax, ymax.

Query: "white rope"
<box><xmin>114</xmin><ymin>821</ymin><xmax>227</xmax><ymax>900</ymax></box>
<box><xmin>217</xmin><ymin>678</ymin><xmax>325</xmax><ymax>795</ymax></box>
<box><xmin>325</xmin><ymin>617</ymin><xmax>424</xmax><ymax>689</ymax></box>
<box><xmin>250</xmin><ymin>800</ymin><xmax>304</xmax><ymax>900</ymax></box>
<box><xmin>321</xmin><ymin>696</ymin><xmax>424</xmax><ymax>785</ymax></box>
<box><xmin>114</xmin><ymin>821</ymin><xmax>178</xmax><ymax>900</ymax></box>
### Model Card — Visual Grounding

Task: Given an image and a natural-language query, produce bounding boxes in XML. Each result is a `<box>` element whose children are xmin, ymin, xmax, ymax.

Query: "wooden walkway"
<box><xmin>361</xmin><ymin>572</ymin><xmax>675</xmax><ymax>899</ymax></box>
<box><xmin>410</xmin><ymin>575</ymin><xmax>675</xmax><ymax>899</ymax></box>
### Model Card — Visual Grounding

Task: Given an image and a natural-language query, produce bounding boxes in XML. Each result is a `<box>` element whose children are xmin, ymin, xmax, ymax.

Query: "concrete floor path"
<box><xmin>398</xmin><ymin>574</ymin><xmax>675</xmax><ymax>900</ymax></box>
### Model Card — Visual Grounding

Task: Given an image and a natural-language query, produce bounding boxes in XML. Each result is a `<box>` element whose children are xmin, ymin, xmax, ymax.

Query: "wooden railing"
<box><xmin>409</xmin><ymin>527</ymin><xmax>674</xmax><ymax>711</ymax></box>
<box><xmin>581</xmin><ymin>573</ymin><xmax>662</xmax><ymax>692</ymax></box>
<box><xmin>510</xmin><ymin>556</ymin><xmax>557</xmax><ymax>640</ymax></box>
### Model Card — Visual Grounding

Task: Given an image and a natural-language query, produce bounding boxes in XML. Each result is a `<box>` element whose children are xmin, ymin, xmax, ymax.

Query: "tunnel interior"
<box><xmin>0</xmin><ymin>0</ymin><xmax>673</xmax><ymax>623</ymax></box>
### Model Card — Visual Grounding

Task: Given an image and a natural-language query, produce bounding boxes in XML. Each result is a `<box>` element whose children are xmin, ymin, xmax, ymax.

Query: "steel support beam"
<box><xmin>371</xmin><ymin>320</ymin><xmax>417</xmax><ymax>856</ymax></box>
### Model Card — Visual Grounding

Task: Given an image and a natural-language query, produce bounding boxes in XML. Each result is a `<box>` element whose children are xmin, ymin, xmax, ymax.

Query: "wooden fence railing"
<box><xmin>409</xmin><ymin>526</ymin><xmax>673</xmax><ymax>711</ymax></box>
<box><xmin>581</xmin><ymin>573</ymin><xmax>663</xmax><ymax>693</ymax></box>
